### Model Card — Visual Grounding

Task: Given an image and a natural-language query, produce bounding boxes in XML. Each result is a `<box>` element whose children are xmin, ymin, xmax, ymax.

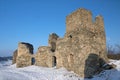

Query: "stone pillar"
<box><xmin>48</xmin><ymin>33</ymin><xmax>59</xmax><ymax>52</ymax></box>
<box><xmin>16</xmin><ymin>42</ymin><xmax>34</xmax><ymax>68</ymax></box>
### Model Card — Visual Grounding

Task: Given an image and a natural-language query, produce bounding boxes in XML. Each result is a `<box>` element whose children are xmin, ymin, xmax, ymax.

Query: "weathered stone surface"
<box><xmin>16</xmin><ymin>53</ymin><xmax>32</xmax><ymax>68</ymax></box>
<box><xmin>48</xmin><ymin>33</ymin><xmax>59</xmax><ymax>52</ymax></box>
<box><xmin>35</xmin><ymin>46</ymin><xmax>56</xmax><ymax>67</ymax></box>
<box><xmin>55</xmin><ymin>8</ymin><xmax>108</xmax><ymax>78</ymax></box>
<box><xmin>17</xmin><ymin>42</ymin><xmax>33</xmax><ymax>56</ymax></box>
<box><xmin>16</xmin><ymin>42</ymin><xmax>34</xmax><ymax>68</ymax></box>
<box><xmin>12</xmin><ymin>49</ymin><xmax>18</xmax><ymax>64</ymax></box>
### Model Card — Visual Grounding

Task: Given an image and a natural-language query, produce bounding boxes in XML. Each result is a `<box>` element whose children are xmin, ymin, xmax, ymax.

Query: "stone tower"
<box><xmin>56</xmin><ymin>8</ymin><xmax>108</xmax><ymax>77</ymax></box>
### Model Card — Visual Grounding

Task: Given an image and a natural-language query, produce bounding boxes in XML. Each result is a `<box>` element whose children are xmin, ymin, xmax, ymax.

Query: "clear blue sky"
<box><xmin>0</xmin><ymin>0</ymin><xmax>120</xmax><ymax>56</ymax></box>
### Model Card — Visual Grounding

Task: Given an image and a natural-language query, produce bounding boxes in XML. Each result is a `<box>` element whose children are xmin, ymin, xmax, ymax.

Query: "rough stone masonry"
<box><xmin>13</xmin><ymin>8</ymin><xmax>109</xmax><ymax>78</ymax></box>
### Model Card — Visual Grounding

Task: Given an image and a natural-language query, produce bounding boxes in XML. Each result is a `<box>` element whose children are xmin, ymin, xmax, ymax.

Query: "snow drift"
<box><xmin>0</xmin><ymin>60</ymin><xmax>120</xmax><ymax>80</ymax></box>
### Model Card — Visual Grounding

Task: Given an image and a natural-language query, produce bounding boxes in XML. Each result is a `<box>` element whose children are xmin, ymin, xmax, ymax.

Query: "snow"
<box><xmin>0</xmin><ymin>60</ymin><xmax>12</xmax><ymax>68</ymax></box>
<box><xmin>1</xmin><ymin>60</ymin><xmax>120</xmax><ymax>80</ymax></box>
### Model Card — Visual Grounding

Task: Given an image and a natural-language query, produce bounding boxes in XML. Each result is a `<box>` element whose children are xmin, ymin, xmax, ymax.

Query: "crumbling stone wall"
<box><xmin>35</xmin><ymin>46</ymin><xmax>56</xmax><ymax>67</ymax></box>
<box><xmin>16</xmin><ymin>53</ymin><xmax>32</xmax><ymax>67</ymax></box>
<box><xmin>48</xmin><ymin>33</ymin><xmax>59</xmax><ymax>52</ymax></box>
<box><xmin>12</xmin><ymin>49</ymin><xmax>18</xmax><ymax>64</ymax></box>
<box><xmin>16</xmin><ymin>42</ymin><xmax>34</xmax><ymax>68</ymax></box>
<box><xmin>35</xmin><ymin>33</ymin><xmax>59</xmax><ymax>68</ymax></box>
<box><xmin>17</xmin><ymin>42</ymin><xmax>33</xmax><ymax>56</ymax></box>
<box><xmin>66</xmin><ymin>8</ymin><xmax>92</xmax><ymax>33</ymax></box>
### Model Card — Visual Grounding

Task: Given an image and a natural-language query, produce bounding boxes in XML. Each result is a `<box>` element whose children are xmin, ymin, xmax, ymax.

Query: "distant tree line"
<box><xmin>107</xmin><ymin>44</ymin><xmax>120</xmax><ymax>60</ymax></box>
<box><xmin>0</xmin><ymin>56</ymin><xmax>12</xmax><ymax>61</ymax></box>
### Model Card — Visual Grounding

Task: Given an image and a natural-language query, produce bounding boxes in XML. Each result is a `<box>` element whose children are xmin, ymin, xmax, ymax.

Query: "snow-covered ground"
<box><xmin>0</xmin><ymin>60</ymin><xmax>12</xmax><ymax>68</ymax></box>
<box><xmin>0</xmin><ymin>60</ymin><xmax>120</xmax><ymax>80</ymax></box>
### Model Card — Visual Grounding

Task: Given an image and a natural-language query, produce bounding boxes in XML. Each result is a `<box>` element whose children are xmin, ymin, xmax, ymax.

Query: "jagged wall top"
<box><xmin>66</xmin><ymin>8</ymin><xmax>104</xmax><ymax>33</ymax></box>
<box><xmin>17</xmin><ymin>42</ymin><xmax>34</xmax><ymax>57</ymax></box>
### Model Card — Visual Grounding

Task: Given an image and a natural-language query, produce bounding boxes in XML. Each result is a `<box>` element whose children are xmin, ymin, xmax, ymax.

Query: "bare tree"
<box><xmin>107</xmin><ymin>44</ymin><xmax>120</xmax><ymax>60</ymax></box>
<box><xmin>115</xmin><ymin>44</ymin><xmax>120</xmax><ymax>54</ymax></box>
<box><xmin>107</xmin><ymin>44</ymin><xmax>115</xmax><ymax>54</ymax></box>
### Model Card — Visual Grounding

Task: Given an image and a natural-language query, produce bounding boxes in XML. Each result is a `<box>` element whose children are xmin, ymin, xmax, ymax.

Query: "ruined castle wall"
<box><xmin>56</xmin><ymin>29</ymin><xmax>94</xmax><ymax>77</ymax></box>
<box><xmin>56</xmin><ymin>8</ymin><xmax>108</xmax><ymax>77</ymax></box>
<box><xmin>17</xmin><ymin>42</ymin><xmax>33</xmax><ymax>56</ymax></box>
<box><xmin>35</xmin><ymin>46</ymin><xmax>56</xmax><ymax>67</ymax></box>
<box><xmin>16</xmin><ymin>42</ymin><xmax>34</xmax><ymax>68</ymax></box>
<box><xmin>94</xmin><ymin>15</ymin><xmax>107</xmax><ymax>61</ymax></box>
<box><xmin>56</xmin><ymin>28</ymin><xmax>107</xmax><ymax>77</ymax></box>
<box><xmin>35</xmin><ymin>46</ymin><xmax>49</xmax><ymax>67</ymax></box>
<box><xmin>95</xmin><ymin>15</ymin><xmax>104</xmax><ymax>31</ymax></box>
<box><xmin>48</xmin><ymin>33</ymin><xmax>59</xmax><ymax>52</ymax></box>
<box><xmin>16</xmin><ymin>53</ymin><xmax>32</xmax><ymax>67</ymax></box>
<box><xmin>34</xmin><ymin>33</ymin><xmax>59</xmax><ymax>67</ymax></box>
<box><xmin>12</xmin><ymin>49</ymin><xmax>18</xmax><ymax>64</ymax></box>
<box><xmin>66</xmin><ymin>8</ymin><xmax>92</xmax><ymax>33</ymax></box>
<box><xmin>15</xmin><ymin>8</ymin><xmax>108</xmax><ymax>78</ymax></box>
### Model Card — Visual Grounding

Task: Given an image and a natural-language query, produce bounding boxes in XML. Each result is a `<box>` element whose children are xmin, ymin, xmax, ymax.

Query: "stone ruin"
<box><xmin>12</xmin><ymin>8</ymin><xmax>111</xmax><ymax>78</ymax></box>
<box><xmin>16</xmin><ymin>42</ymin><xmax>34</xmax><ymax>67</ymax></box>
<box><xmin>12</xmin><ymin>49</ymin><xmax>17</xmax><ymax>64</ymax></box>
